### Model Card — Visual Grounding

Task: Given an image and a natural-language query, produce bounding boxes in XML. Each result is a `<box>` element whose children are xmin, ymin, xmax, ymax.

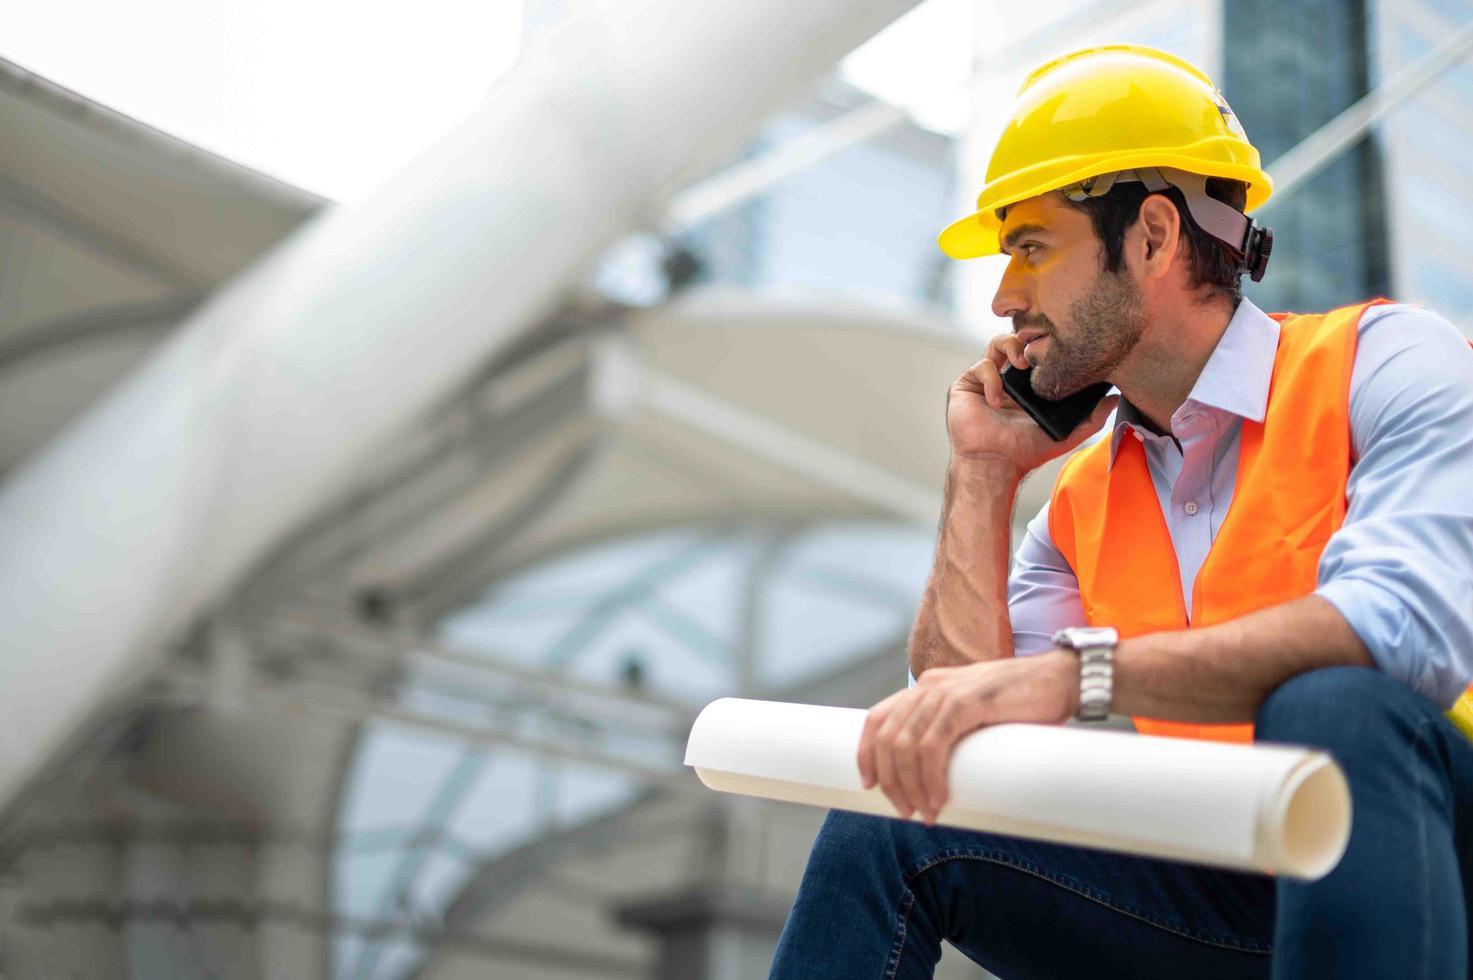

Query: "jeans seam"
<box><xmin>904</xmin><ymin>847</ymin><xmax>1272</xmax><ymax>955</ymax></box>
<box><xmin>883</xmin><ymin>887</ymin><xmax>915</xmax><ymax>980</ymax></box>
<box><xmin>1414</xmin><ymin>717</ymin><xmax>1432</xmax><ymax>980</ymax></box>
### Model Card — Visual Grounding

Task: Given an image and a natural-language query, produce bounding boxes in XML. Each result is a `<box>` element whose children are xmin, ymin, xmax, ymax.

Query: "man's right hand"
<box><xmin>944</xmin><ymin>332</ymin><xmax>1118</xmax><ymax>476</ymax></box>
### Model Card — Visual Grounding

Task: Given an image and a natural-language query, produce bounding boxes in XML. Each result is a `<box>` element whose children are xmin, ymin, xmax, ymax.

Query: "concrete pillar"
<box><xmin>614</xmin><ymin>885</ymin><xmax>790</xmax><ymax>980</ymax></box>
<box><xmin>4</xmin><ymin>833</ymin><xmax>125</xmax><ymax>978</ymax></box>
<box><xmin>612</xmin><ymin>798</ymin><xmax>791</xmax><ymax>980</ymax></box>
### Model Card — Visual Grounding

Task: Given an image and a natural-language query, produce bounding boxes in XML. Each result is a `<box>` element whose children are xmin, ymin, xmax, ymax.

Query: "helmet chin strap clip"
<box><xmin>1062</xmin><ymin>167</ymin><xmax>1274</xmax><ymax>283</ymax></box>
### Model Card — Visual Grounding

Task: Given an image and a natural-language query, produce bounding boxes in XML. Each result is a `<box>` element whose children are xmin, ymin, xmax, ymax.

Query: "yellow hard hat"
<box><xmin>938</xmin><ymin>44</ymin><xmax>1274</xmax><ymax>260</ymax></box>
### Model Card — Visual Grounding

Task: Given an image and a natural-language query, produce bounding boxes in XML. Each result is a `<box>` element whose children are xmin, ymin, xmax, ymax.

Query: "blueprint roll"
<box><xmin>685</xmin><ymin>697</ymin><xmax>1351</xmax><ymax>880</ymax></box>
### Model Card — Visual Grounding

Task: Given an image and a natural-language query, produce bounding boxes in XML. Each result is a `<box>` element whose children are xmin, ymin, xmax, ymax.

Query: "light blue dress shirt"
<box><xmin>1007</xmin><ymin>298</ymin><xmax>1473</xmax><ymax>710</ymax></box>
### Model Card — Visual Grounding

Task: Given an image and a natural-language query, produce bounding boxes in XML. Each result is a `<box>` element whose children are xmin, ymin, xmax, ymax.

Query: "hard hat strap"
<box><xmin>1062</xmin><ymin>167</ymin><xmax>1274</xmax><ymax>282</ymax></box>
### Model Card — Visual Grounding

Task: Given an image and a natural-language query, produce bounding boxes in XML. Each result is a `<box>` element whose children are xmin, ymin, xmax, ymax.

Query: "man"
<box><xmin>768</xmin><ymin>44</ymin><xmax>1473</xmax><ymax>978</ymax></box>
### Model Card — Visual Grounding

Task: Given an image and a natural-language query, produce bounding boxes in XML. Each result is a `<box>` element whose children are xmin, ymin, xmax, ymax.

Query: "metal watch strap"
<box><xmin>1075</xmin><ymin>645</ymin><xmax>1113</xmax><ymax>722</ymax></box>
<box><xmin>1053</xmin><ymin>627</ymin><xmax>1116</xmax><ymax>722</ymax></box>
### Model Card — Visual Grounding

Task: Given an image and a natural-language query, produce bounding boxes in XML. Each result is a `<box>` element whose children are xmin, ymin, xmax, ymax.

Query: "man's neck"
<box><xmin>1113</xmin><ymin>296</ymin><xmax>1238</xmax><ymax>433</ymax></box>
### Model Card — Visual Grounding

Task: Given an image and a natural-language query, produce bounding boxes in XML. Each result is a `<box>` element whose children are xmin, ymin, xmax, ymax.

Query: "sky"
<box><xmin>0</xmin><ymin>0</ymin><xmax>990</xmax><ymax>201</ymax></box>
<box><xmin>0</xmin><ymin>0</ymin><xmax>525</xmax><ymax>203</ymax></box>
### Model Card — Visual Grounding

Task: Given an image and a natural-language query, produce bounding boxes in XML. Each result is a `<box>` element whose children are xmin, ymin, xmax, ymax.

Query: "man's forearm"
<box><xmin>908</xmin><ymin>456</ymin><xmax>1020</xmax><ymax>676</ymax></box>
<box><xmin>1112</xmin><ymin>594</ymin><xmax>1376</xmax><ymax>722</ymax></box>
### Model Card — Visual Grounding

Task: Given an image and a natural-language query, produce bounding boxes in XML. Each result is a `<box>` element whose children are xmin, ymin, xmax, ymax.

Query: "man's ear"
<box><xmin>1135</xmin><ymin>194</ymin><xmax>1181</xmax><ymax>281</ymax></box>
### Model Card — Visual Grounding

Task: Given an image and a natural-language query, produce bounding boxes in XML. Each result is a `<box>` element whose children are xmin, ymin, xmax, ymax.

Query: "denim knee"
<box><xmin>809</xmin><ymin>810</ymin><xmax>900</xmax><ymax>869</ymax></box>
<box><xmin>1254</xmin><ymin>665</ymin><xmax>1422</xmax><ymax>757</ymax></box>
<box><xmin>807</xmin><ymin>809</ymin><xmax>971</xmax><ymax>882</ymax></box>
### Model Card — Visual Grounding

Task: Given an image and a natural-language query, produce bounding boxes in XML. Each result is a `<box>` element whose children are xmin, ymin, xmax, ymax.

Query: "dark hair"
<box><xmin>1058</xmin><ymin>177</ymin><xmax>1249</xmax><ymax>306</ymax></box>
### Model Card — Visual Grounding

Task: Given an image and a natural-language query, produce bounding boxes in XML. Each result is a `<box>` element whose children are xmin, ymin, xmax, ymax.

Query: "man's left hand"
<box><xmin>857</xmin><ymin>650</ymin><xmax>1080</xmax><ymax>825</ymax></box>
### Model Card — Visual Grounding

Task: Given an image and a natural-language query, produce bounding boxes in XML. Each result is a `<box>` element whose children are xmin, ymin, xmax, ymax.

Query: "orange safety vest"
<box><xmin>1049</xmin><ymin>298</ymin><xmax>1388</xmax><ymax>743</ymax></box>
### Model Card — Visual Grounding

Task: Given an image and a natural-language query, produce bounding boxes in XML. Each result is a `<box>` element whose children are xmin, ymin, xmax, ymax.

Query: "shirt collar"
<box><xmin>1107</xmin><ymin>297</ymin><xmax>1280</xmax><ymax>465</ymax></box>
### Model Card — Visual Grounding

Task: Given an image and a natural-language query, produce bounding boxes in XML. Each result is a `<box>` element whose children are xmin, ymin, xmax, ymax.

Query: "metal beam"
<box><xmin>348</xmin><ymin>743</ymin><xmax>490</xmax><ymax>980</ymax></box>
<box><xmin>444</xmin><ymin>786</ymin><xmax>668</xmax><ymax>937</ymax></box>
<box><xmin>661</xmin><ymin>0</ymin><xmax>1153</xmax><ymax>233</ymax></box>
<box><xmin>0</xmin><ymin>296</ymin><xmax>202</xmax><ymax>375</ymax></box>
<box><xmin>163</xmin><ymin>670</ymin><xmax>690</xmax><ymax>784</ymax></box>
<box><xmin>15</xmin><ymin>897</ymin><xmax>646</xmax><ymax>977</ymax></box>
<box><xmin>397</xmin><ymin>432</ymin><xmax>609</xmax><ymax>623</ymax></box>
<box><xmin>1264</xmin><ymin>14</ymin><xmax>1473</xmax><ymax>205</ymax></box>
<box><xmin>641</xmin><ymin>366</ymin><xmax>938</xmax><ymax>523</ymax></box>
<box><xmin>0</xmin><ymin>173</ymin><xmax>206</xmax><ymax>292</ymax></box>
<box><xmin>664</xmin><ymin>99</ymin><xmax>908</xmax><ymax>232</ymax></box>
<box><xmin>540</xmin><ymin>531</ymin><xmax>734</xmax><ymax>670</ymax></box>
<box><xmin>269</xmin><ymin>611</ymin><xmax>695</xmax><ymax>720</ymax></box>
<box><xmin>737</xmin><ymin>527</ymin><xmax>794</xmax><ymax>695</ymax></box>
<box><xmin>239</xmin><ymin>330</ymin><xmax>597</xmax><ymax>613</ymax></box>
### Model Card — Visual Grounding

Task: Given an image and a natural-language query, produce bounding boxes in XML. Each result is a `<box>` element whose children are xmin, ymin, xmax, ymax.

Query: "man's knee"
<box><xmin>807</xmin><ymin>810</ymin><xmax>902</xmax><ymax>872</ymax></box>
<box><xmin>1254</xmin><ymin>665</ymin><xmax>1423</xmax><ymax>757</ymax></box>
<box><xmin>806</xmin><ymin>809</ymin><xmax>990</xmax><ymax>883</ymax></box>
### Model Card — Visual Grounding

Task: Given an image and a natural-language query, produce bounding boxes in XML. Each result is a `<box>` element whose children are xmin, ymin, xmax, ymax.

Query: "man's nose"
<box><xmin>991</xmin><ymin>258</ymin><xmax>1029</xmax><ymax>321</ymax></box>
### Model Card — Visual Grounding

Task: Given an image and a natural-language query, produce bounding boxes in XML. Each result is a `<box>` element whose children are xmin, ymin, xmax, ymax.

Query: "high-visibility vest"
<box><xmin>1048</xmin><ymin>297</ymin><xmax>1473</xmax><ymax>743</ymax></box>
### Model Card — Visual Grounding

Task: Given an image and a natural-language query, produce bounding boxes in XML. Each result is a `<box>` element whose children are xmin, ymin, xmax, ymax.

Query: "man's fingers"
<box><xmin>893</xmin><ymin>692</ymin><xmax>942</xmax><ymax>822</ymax></box>
<box><xmin>875</xmin><ymin>697</ymin><xmax>918</xmax><ymax>817</ymax></box>
<box><xmin>986</xmin><ymin>333</ymin><xmax>1029</xmax><ymax>372</ymax></box>
<box><xmin>873</xmin><ymin>732</ymin><xmax>908</xmax><ymax>817</ymax></box>
<box><xmin>917</xmin><ymin>700</ymin><xmax>952</xmax><ymax>818</ymax></box>
<box><xmin>973</xmin><ymin>359</ymin><xmax>1019</xmax><ymax>411</ymax></box>
<box><xmin>922</xmin><ymin>688</ymin><xmax>997</xmax><ymax>819</ymax></box>
<box><xmin>857</xmin><ymin>691</ymin><xmax>904</xmax><ymax>788</ymax></box>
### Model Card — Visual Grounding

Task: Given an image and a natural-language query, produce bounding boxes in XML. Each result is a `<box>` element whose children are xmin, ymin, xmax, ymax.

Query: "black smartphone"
<box><xmin>1000</xmin><ymin>365</ymin><xmax>1113</xmax><ymax>442</ymax></box>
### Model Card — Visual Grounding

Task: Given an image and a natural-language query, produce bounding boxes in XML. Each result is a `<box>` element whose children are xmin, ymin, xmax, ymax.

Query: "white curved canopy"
<box><xmin>0</xmin><ymin>57</ymin><xmax>321</xmax><ymax>476</ymax></box>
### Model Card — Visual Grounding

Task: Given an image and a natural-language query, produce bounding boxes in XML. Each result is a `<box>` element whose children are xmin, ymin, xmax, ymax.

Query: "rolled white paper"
<box><xmin>686</xmin><ymin>698</ymin><xmax>1351</xmax><ymax>880</ymax></box>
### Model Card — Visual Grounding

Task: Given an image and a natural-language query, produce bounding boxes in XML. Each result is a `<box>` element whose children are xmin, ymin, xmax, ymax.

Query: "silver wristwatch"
<box><xmin>1052</xmin><ymin>626</ymin><xmax>1118</xmax><ymax>722</ymax></box>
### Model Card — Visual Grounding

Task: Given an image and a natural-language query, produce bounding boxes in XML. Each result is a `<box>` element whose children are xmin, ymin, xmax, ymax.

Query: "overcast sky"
<box><xmin>0</xmin><ymin>0</ymin><xmax>526</xmax><ymax>202</ymax></box>
<box><xmin>0</xmin><ymin>0</ymin><xmax>994</xmax><ymax>203</ymax></box>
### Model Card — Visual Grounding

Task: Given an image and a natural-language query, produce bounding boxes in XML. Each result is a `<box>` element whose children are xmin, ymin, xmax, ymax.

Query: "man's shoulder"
<box><xmin>1343</xmin><ymin>301</ymin><xmax>1473</xmax><ymax>452</ymax></box>
<box><xmin>1352</xmin><ymin>301</ymin><xmax>1472</xmax><ymax>368</ymax></box>
<box><xmin>1356</xmin><ymin>301</ymin><xmax>1463</xmax><ymax>336</ymax></box>
<box><xmin>1275</xmin><ymin>299</ymin><xmax>1471</xmax><ymax>374</ymax></box>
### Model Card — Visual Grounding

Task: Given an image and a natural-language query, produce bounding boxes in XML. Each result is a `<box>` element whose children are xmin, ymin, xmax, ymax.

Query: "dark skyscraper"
<box><xmin>1223</xmin><ymin>0</ymin><xmax>1392</xmax><ymax>313</ymax></box>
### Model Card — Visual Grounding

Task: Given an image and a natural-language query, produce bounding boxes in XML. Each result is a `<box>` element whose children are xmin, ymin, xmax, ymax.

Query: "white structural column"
<box><xmin>0</xmin><ymin>0</ymin><xmax>920</xmax><ymax>815</ymax></box>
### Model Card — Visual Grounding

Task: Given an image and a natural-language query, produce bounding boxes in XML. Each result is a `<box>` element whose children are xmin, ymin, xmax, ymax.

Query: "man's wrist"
<box><xmin>1045</xmin><ymin>649</ymin><xmax>1082</xmax><ymax>717</ymax></box>
<box><xmin>949</xmin><ymin>452</ymin><xmax>1024</xmax><ymax>489</ymax></box>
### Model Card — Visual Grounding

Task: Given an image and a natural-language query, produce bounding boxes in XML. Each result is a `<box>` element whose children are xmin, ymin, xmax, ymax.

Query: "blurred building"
<box><xmin>0</xmin><ymin>2</ymin><xmax>1470</xmax><ymax>979</ymax></box>
<box><xmin>1224</xmin><ymin>0</ymin><xmax>1393</xmax><ymax>313</ymax></box>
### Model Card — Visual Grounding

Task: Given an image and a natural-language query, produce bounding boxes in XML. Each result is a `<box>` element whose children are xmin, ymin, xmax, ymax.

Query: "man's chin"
<box><xmin>1029</xmin><ymin>367</ymin><xmax>1068</xmax><ymax>400</ymax></box>
<box><xmin>1031</xmin><ymin>369</ymin><xmax>1093</xmax><ymax>401</ymax></box>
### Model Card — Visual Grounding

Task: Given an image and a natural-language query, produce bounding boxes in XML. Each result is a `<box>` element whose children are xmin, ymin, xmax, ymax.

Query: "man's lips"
<box><xmin>1014</xmin><ymin>329</ymin><xmax>1050</xmax><ymax>358</ymax></box>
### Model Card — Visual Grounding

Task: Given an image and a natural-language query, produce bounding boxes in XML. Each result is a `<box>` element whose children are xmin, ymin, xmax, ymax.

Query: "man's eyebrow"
<box><xmin>999</xmin><ymin>223</ymin><xmax>1051</xmax><ymax>254</ymax></box>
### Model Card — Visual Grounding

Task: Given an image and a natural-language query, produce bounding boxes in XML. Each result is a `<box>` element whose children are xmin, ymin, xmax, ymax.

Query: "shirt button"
<box><xmin>1184</xmin><ymin>500</ymin><xmax>1199</xmax><ymax>516</ymax></box>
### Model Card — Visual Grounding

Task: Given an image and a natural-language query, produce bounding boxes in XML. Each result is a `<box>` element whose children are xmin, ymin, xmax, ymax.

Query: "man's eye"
<box><xmin>1021</xmin><ymin>242</ymin><xmax>1042</xmax><ymax>256</ymax></box>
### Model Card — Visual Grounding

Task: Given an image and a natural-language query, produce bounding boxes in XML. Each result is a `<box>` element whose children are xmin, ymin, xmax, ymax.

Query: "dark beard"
<box><xmin>1028</xmin><ymin>267</ymin><xmax>1144</xmax><ymax>399</ymax></box>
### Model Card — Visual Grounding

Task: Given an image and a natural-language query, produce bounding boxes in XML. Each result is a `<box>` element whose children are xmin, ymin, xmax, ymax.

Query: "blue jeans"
<box><xmin>770</xmin><ymin>667</ymin><xmax>1473</xmax><ymax>978</ymax></box>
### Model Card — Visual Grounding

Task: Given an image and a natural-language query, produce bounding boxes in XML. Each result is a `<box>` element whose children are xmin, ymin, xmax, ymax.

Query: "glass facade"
<box><xmin>332</xmin><ymin>520</ymin><xmax>935</xmax><ymax>978</ymax></box>
<box><xmin>676</xmin><ymin>79</ymin><xmax>958</xmax><ymax>313</ymax></box>
<box><xmin>1376</xmin><ymin>0</ymin><xmax>1473</xmax><ymax>325</ymax></box>
<box><xmin>1222</xmin><ymin>0</ymin><xmax>1392</xmax><ymax>314</ymax></box>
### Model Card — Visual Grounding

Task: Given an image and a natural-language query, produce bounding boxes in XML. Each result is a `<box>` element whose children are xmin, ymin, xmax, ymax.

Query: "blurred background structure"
<box><xmin>0</xmin><ymin>0</ymin><xmax>1470</xmax><ymax>977</ymax></box>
